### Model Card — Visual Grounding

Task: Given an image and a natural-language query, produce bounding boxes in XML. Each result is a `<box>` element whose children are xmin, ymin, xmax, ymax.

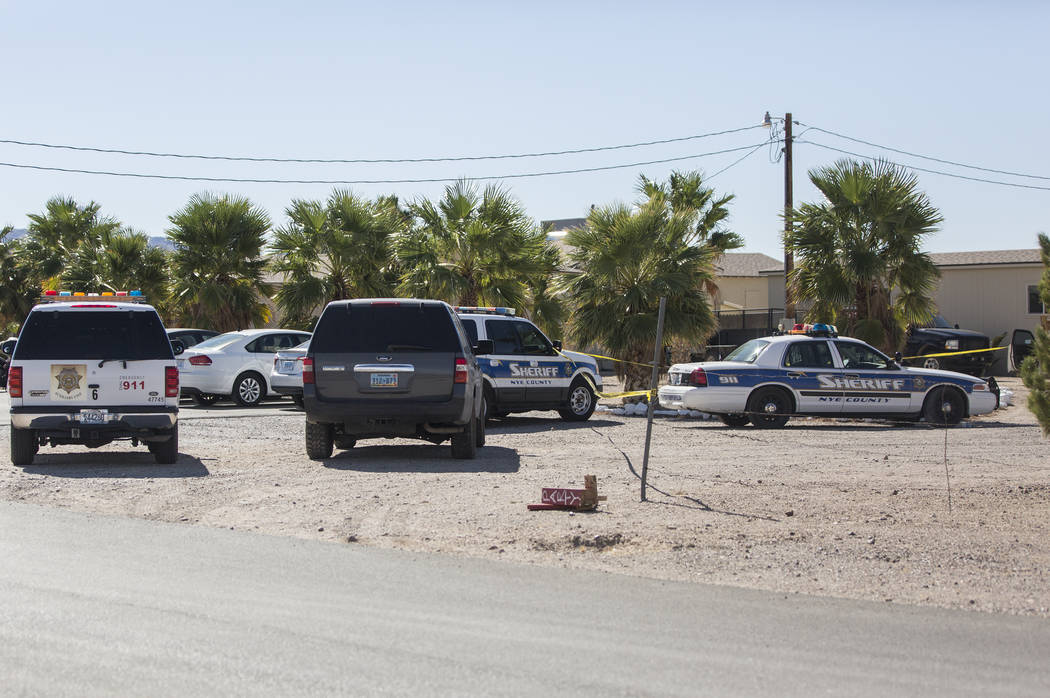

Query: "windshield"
<box><xmin>924</xmin><ymin>315</ymin><xmax>953</xmax><ymax>328</ymax></box>
<box><xmin>14</xmin><ymin>309</ymin><xmax>172</xmax><ymax>361</ymax></box>
<box><xmin>191</xmin><ymin>333</ymin><xmax>244</xmax><ymax>351</ymax></box>
<box><xmin>723</xmin><ymin>339</ymin><xmax>770</xmax><ymax>363</ymax></box>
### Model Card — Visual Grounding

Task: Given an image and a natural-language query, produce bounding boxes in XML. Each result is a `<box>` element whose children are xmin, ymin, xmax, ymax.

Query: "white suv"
<box><xmin>6</xmin><ymin>292</ymin><xmax>180</xmax><ymax>465</ymax></box>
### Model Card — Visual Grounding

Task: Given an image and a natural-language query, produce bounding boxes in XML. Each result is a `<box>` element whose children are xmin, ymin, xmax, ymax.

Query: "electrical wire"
<box><xmin>798</xmin><ymin>123</ymin><xmax>1050</xmax><ymax>181</ymax></box>
<box><xmin>796</xmin><ymin>139</ymin><xmax>1050</xmax><ymax>192</ymax></box>
<box><xmin>0</xmin><ymin>142</ymin><xmax>769</xmax><ymax>185</ymax></box>
<box><xmin>0</xmin><ymin>125</ymin><xmax>764</xmax><ymax>164</ymax></box>
<box><xmin>704</xmin><ymin>142</ymin><xmax>766</xmax><ymax>181</ymax></box>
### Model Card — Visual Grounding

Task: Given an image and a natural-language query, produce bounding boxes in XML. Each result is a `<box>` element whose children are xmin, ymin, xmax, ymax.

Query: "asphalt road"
<box><xmin>2</xmin><ymin>501</ymin><xmax>1048</xmax><ymax>697</ymax></box>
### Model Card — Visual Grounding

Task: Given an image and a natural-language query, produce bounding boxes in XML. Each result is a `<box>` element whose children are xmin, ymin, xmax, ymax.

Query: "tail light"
<box><xmin>690</xmin><ymin>367</ymin><xmax>708</xmax><ymax>386</ymax></box>
<box><xmin>165</xmin><ymin>366</ymin><xmax>179</xmax><ymax>397</ymax></box>
<box><xmin>454</xmin><ymin>357</ymin><xmax>468</xmax><ymax>384</ymax></box>
<box><xmin>8</xmin><ymin>366</ymin><xmax>22</xmax><ymax>398</ymax></box>
<box><xmin>188</xmin><ymin>355</ymin><xmax>212</xmax><ymax>366</ymax></box>
<box><xmin>302</xmin><ymin>357</ymin><xmax>314</xmax><ymax>384</ymax></box>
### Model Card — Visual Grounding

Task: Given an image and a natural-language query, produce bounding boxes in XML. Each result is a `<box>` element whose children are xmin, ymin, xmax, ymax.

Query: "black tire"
<box><xmin>920</xmin><ymin>352</ymin><xmax>941</xmax><ymax>371</ymax></box>
<box><xmin>923</xmin><ymin>386</ymin><xmax>965</xmax><ymax>426</ymax></box>
<box><xmin>475</xmin><ymin>398</ymin><xmax>486</xmax><ymax>448</ymax></box>
<box><xmin>306</xmin><ymin>421</ymin><xmax>334</xmax><ymax>460</ymax></box>
<box><xmin>191</xmin><ymin>392</ymin><xmax>220</xmax><ymax>406</ymax></box>
<box><xmin>451</xmin><ymin>415</ymin><xmax>477</xmax><ymax>459</ymax></box>
<box><xmin>748</xmin><ymin>387</ymin><xmax>791</xmax><ymax>428</ymax></box>
<box><xmin>233</xmin><ymin>372</ymin><xmax>266</xmax><ymax>407</ymax></box>
<box><xmin>152</xmin><ymin>424</ymin><xmax>179</xmax><ymax>464</ymax></box>
<box><xmin>719</xmin><ymin>413</ymin><xmax>750</xmax><ymax>427</ymax></box>
<box><xmin>334</xmin><ymin>435</ymin><xmax>356</xmax><ymax>450</ymax></box>
<box><xmin>558</xmin><ymin>379</ymin><xmax>596</xmax><ymax>422</ymax></box>
<box><xmin>10</xmin><ymin>425</ymin><xmax>37</xmax><ymax>466</ymax></box>
<box><xmin>483</xmin><ymin>384</ymin><xmax>498</xmax><ymax>422</ymax></box>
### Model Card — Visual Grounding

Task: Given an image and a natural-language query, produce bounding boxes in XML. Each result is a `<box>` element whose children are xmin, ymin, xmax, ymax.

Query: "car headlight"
<box><xmin>944</xmin><ymin>339</ymin><xmax>959</xmax><ymax>351</ymax></box>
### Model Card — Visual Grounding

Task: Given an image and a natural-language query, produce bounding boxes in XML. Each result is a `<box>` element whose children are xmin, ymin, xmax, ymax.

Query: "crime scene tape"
<box><xmin>555</xmin><ymin>349</ymin><xmax>659</xmax><ymax>400</ymax></box>
<box><xmin>901</xmin><ymin>347</ymin><xmax>1007</xmax><ymax>360</ymax></box>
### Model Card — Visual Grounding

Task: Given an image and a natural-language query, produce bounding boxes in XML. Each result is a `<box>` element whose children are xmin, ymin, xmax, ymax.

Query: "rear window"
<box><xmin>312</xmin><ymin>303</ymin><xmax>461</xmax><ymax>353</ymax></box>
<box><xmin>15</xmin><ymin>309</ymin><xmax>173</xmax><ymax>361</ymax></box>
<box><xmin>192</xmin><ymin>333</ymin><xmax>243</xmax><ymax>351</ymax></box>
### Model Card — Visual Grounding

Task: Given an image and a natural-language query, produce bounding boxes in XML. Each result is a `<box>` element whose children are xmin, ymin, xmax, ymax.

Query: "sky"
<box><xmin>1</xmin><ymin>0</ymin><xmax>1047</xmax><ymax>258</ymax></box>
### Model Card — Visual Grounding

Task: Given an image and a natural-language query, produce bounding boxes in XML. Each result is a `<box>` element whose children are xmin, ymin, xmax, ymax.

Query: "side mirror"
<box><xmin>0</xmin><ymin>339</ymin><xmax>16</xmax><ymax>356</ymax></box>
<box><xmin>552</xmin><ymin>339</ymin><xmax>563</xmax><ymax>351</ymax></box>
<box><xmin>171</xmin><ymin>339</ymin><xmax>185</xmax><ymax>356</ymax></box>
<box><xmin>473</xmin><ymin>339</ymin><xmax>494</xmax><ymax>356</ymax></box>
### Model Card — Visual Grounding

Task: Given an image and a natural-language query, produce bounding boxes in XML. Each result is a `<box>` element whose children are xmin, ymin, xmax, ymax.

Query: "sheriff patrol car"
<box><xmin>6</xmin><ymin>291</ymin><xmax>180</xmax><ymax>465</ymax></box>
<box><xmin>657</xmin><ymin>324</ymin><xmax>997</xmax><ymax>427</ymax></box>
<box><xmin>454</xmin><ymin>307</ymin><xmax>602</xmax><ymax>421</ymax></box>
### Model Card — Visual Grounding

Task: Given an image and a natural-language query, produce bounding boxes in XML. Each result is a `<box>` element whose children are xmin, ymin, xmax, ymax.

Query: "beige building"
<box><xmin>711</xmin><ymin>253</ymin><xmax>783</xmax><ymax>310</ymax></box>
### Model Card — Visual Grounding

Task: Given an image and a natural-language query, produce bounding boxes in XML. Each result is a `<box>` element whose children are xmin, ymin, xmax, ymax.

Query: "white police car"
<box><xmin>455</xmin><ymin>307</ymin><xmax>602</xmax><ymax>421</ymax></box>
<box><xmin>658</xmin><ymin>324</ymin><xmax>997</xmax><ymax>427</ymax></box>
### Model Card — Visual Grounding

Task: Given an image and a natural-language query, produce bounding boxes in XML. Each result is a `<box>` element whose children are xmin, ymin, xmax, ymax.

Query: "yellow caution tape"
<box><xmin>901</xmin><ymin>346</ymin><xmax>1007</xmax><ymax>360</ymax></box>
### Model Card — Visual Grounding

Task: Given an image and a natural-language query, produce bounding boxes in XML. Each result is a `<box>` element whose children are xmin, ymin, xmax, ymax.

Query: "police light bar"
<box><xmin>38</xmin><ymin>289</ymin><xmax>147</xmax><ymax>303</ymax></box>
<box><xmin>454</xmin><ymin>306</ymin><xmax>516</xmax><ymax>316</ymax></box>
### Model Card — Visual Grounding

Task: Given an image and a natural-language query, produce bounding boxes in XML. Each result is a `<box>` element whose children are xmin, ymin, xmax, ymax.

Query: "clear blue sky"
<box><xmin>1</xmin><ymin>0</ymin><xmax>1047</xmax><ymax>257</ymax></box>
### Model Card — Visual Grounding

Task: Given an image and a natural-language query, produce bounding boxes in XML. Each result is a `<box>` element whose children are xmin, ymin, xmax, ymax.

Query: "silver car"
<box><xmin>270</xmin><ymin>339</ymin><xmax>309</xmax><ymax>408</ymax></box>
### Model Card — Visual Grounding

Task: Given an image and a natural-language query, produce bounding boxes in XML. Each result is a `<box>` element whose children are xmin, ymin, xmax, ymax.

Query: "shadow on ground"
<box><xmin>321</xmin><ymin>444</ymin><xmax>521</xmax><ymax>473</ymax></box>
<box><xmin>21</xmin><ymin>452</ymin><xmax>209</xmax><ymax>478</ymax></box>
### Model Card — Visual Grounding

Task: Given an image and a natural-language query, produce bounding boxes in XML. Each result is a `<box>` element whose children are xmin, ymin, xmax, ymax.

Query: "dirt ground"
<box><xmin>2</xmin><ymin>377</ymin><xmax>1048</xmax><ymax>617</ymax></box>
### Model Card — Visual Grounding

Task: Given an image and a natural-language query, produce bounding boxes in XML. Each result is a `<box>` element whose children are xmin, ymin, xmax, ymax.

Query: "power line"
<box><xmin>705</xmin><ymin>142</ymin><xmax>766</xmax><ymax>180</ymax></box>
<box><xmin>798</xmin><ymin>123</ymin><xmax>1050</xmax><ymax>181</ymax></box>
<box><xmin>0</xmin><ymin>143</ymin><xmax>769</xmax><ymax>185</ymax></box>
<box><xmin>0</xmin><ymin>125</ymin><xmax>764</xmax><ymax>164</ymax></box>
<box><xmin>797</xmin><ymin>140</ymin><xmax>1050</xmax><ymax>191</ymax></box>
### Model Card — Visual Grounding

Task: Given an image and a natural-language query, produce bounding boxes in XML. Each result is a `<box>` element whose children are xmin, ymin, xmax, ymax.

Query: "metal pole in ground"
<box><xmin>640</xmin><ymin>296</ymin><xmax>667</xmax><ymax>502</ymax></box>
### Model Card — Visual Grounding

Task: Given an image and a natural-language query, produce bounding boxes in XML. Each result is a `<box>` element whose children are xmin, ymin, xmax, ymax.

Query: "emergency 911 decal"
<box><xmin>51</xmin><ymin>364</ymin><xmax>86</xmax><ymax>400</ymax></box>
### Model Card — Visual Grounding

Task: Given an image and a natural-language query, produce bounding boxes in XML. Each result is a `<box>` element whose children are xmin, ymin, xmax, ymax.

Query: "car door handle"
<box><xmin>844</xmin><ymin>374</ymin><xmax>860</xmax><ymax>379</ymax></box>
<box><xmin>787</xmin><ymin>372</ymin><xmax>805</xmax><ymax>378</ymax></box>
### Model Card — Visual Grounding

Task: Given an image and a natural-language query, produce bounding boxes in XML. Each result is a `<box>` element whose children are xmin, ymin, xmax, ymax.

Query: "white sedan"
<box><xmin>658</xmin><ymin>330</ymin><xmax>998</xmax><ymax>428</ymax></box>
<box><xmin>178</xmin><ymin>329</ymin><xmax>311</xmax><ymax>407</ymax></box>
<box><xmin>269</xmin><ymin>339</ymin><xmax>309</xmax><ymax>408</ymax></box>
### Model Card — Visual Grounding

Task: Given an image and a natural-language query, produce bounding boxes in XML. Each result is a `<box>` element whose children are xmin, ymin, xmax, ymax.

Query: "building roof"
<box><xmin>928</xmin><ymin>249</ymin><xmax>1042</xmax><ymax>267</ymax></box>
<box><xmin>715</xmin><ymin>253</ymin><xmax>783</xmax><ymax>277</ymax></box>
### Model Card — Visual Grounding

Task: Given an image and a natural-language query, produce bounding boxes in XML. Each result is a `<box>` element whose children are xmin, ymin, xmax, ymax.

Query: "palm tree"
<box><xmin>786</xmin><ymin>159</ymin><xmax>942</xmax><ymax>352</ymax></box>
<box><xmin>395</xmin><ymin>181</ymin><xmax>557</xmax><ymax>310</ymax></box>
<box><xmin>0</xmin><ymin>226</ymin><xmax>39</xmax><ymax>329</ymax></box>
<box><xmin>64</xmin><ymin>227</ymin><xmax>170</xmax><ymax>305</ymax></box>
<box><xmin>23</xmin><ymin>197</ymin><xmax>121</xmax><ymax>282</ymax></box>
<box><xmin>639</xmin><ymin>170</ymin><xmax>743</xmax><ymax>306</ymax></box>
<box><xmin>168</xmin><ymin>193</ymin><xmax>272</xmax><ymax>332</ymax></box>
<box><xmin>562</xmin><ymin>199</ymin><xmax>718</xmax><ymax>393</ymax></box>
<box><xmin>270</xmin><ymin>190</ymin><xmax>403</xmax><ymax>329</ymax></box>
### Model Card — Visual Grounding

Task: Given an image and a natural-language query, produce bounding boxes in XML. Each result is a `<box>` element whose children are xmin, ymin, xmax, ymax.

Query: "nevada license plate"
<box><xmin>280</xmin><ymin>360</ymin><xmax>296</xmax><ymax>373</ymax></box>
<box><xmin>80</xmin><ymin>409</ymin><xmax>106</xmax><ymax>424</ymax></box>
<box><xmin>370</xmin><ymin>373</ymin><xmax>398</xmax><ymax>387</ymax></box>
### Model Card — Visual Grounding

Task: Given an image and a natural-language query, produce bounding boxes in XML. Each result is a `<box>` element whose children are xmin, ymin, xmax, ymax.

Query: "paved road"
<box><xmin>1</xmin><ymin>502</ymin><xmax>1048</xmax><ymax>697</ymax></box>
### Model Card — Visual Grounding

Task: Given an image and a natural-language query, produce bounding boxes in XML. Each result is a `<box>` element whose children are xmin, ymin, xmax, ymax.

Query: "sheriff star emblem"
<box><xmin>56</xmin><ymin>366</ymin><xmax>83</xmax><ymax>395</ymax></box>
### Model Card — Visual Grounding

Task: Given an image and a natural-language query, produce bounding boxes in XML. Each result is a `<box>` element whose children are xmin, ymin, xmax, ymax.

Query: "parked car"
<box><xmin>270</xmin><ymin>339</ymin><xmax>309</xmax><ymax>407</ymax></box>
<box><xmin>8</xmin><ymin>291</ymin><xmax>180</xmax><ymax>465</ymax></box>
<box><xmin>303</xmin><ymin>298</ymin><xmax>490</xmax><ymax>459</ymax></box>
<box><xmin>903</xmin><ymin>315</ymin><xmax>994</xmax><ymax>377</ymax></box>
<box><xmin>0</xmin><ymin>335</ymin><xmax>16</xmax><ymax>389</ymax></box>
<box><xmin>658</xmin><ymin>325</ymin><xmax>997</xmax><ymax>428</ymax></box>
<box><xmin>166</xmin><ymin>328</ymin><xmax>219</xmax><ymax>352</ymax></box>
<box><xmin>178</xmin><ymin>329</ymin><xmax>311</xmax><ymax>406</ymax></box>
<box><xmin>454</xmin><ymin>306</ymin><xmax>602</xmax><ymax>422</ymax></box>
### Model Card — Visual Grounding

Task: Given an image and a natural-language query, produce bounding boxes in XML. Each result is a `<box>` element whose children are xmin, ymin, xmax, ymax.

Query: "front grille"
<box><xmin>959</xmin><ymin>337</ymin><xmax>989</xmax><ymax>352</ymax></box>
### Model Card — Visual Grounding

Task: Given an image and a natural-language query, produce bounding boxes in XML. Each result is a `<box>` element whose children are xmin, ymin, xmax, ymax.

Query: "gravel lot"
<box><xmin>2</xmin><ymin>377</ymin><xmax>1048</xmax><ymax>617</ymax></box>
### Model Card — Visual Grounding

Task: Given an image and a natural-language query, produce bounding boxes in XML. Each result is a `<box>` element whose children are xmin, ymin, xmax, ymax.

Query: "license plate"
<box><xmin>370</xmin><ymin>373</ymin><xmax>398</xmax><ymax>387</ymax></box>
<box><xmin>79</xmin><ymin>409</ymin><xmax>106</xmax><ymax>424</ymax></box>
<box><xmin>280</xmin><ymin>360</ymin><xmax>296</xmax><ymax>373</ymax></box>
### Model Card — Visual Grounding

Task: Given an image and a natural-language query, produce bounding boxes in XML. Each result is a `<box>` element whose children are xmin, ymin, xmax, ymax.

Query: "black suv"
<box><xmin>904</xmin><ymin>315</ymin><xmax>993</xmax><ymax>377</ymax></box>
<box><xmin>302</xmin><ymin>299</ymin><xmax>491</xmax><ymax>460</ymax></box>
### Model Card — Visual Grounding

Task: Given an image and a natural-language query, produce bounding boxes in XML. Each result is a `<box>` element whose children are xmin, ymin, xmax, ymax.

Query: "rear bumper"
<box><xmin>272</xmin><ymin>385</ymin><xmax>302</xmax><ymax>397</ymax></box>
<box><xmin>10</xmin><ymin>405</ymin><xmax>178</xmax><ymax>434</ymax></box>
<box><xmin>303</xmin><ymin>385</ymin><xmax>471</xmax><ymax>434</ymax></box>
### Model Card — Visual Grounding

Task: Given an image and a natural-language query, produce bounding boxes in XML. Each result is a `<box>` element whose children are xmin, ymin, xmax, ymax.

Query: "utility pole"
<box><xmin>783</xmin><ymin>112</ymin><xmax>795</xmax><ymax>324</ymax></box>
